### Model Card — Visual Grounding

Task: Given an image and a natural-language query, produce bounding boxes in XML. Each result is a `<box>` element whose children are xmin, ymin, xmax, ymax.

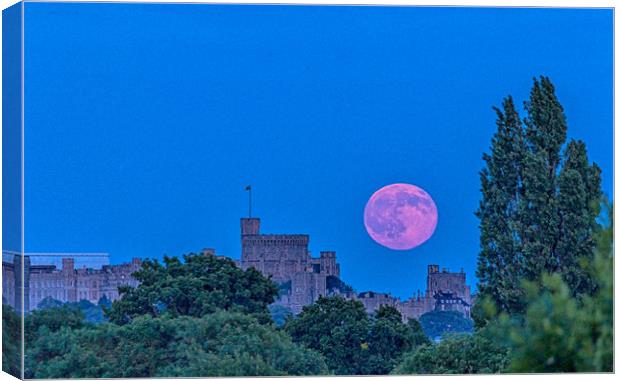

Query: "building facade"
<box><xmin>2</xmin><ymin>251</ymin><xmax>141</xmax><ymax>312</ymax></box>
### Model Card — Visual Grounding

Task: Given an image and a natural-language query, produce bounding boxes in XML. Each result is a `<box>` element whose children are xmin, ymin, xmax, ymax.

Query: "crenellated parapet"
<box><xmin>238</xmin><ymin>217</ymin><xmax>341</xmax><ymax>309</ymax></box>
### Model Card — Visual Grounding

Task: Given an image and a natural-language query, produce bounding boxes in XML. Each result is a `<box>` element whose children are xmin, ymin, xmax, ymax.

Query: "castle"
<box><xmin>236</xmin><ymin>217</ymin><xmax>345</xmax><ymax>314</ymax></box>
<box><xmin>357</xmin><ymin>265</ymin><xmax>472</xmax><ymax>319</ymax></box>
<box><xmin>2</xmin><ymin>216</ymin><xmax>472</xmax><ymax>319</ymax></box>
<box><xmin>2</xmin><ymin>251</ymin><xmax>141</xmax><ymax>312</ymax></box>
<box><xmin>232</xmin><ymin>217</ymin><xmax>472</xmax><ymax>319</ymax></box>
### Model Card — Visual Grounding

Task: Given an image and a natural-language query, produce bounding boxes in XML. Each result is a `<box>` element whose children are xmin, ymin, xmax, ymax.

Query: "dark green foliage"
<box><xmin>268</xmin><ymin>304</ymin><xmax>293</xmax><ymax>327</ymax></box>
<box><xmin>393</xmin><ymin>331</ymin><xmax>510</xmax><ymax>374</ymax></box>
<box><xmin>499</xmin><ymin>201</ymin><xmax>613</xmax><ymax>372</ymax></box>
<box><xmin>556</xmin><ymin>140</ymin><xmax>602</xmax><ymax>295</ymax></box>
<box><xmin>23</xmin><ymin>253</ymin><xmax>327</xmax><ymax>378</ymax></box>
<box><xmin>284</xmin><ymin>296</ymin><xmax>369</xmax><ymax>375</ymax></box>
<box><xmin>25</xmin><ymin>311</ymin><xmax>328</xmax><ymax>378</ymax></box>
<box><xmin>37</xmin><ymin>297</ymin><xmax>63</xmax><ymax>309</ymax></box>
<box><xmin>476</xmin><ymin>95</ymin><xmax>527</xmax><ymax>316</ymax></box>
<box><xmin>38</xmin><ymin>297</ymin><xmax>110</xmax><ymax>323</ymax></box>
<box><xmin>476</xmin><ymin>77</ymin><xmax>602</xmax><ymax>322</ymax></box>
<box><xmin>106</xmin><ymin>253</ymin><xmax>278</xmax><ymax>324</ymax></box>
<box><xmin>407</xmin><ymin>318</ymin><xmax>432</xmax><ymax>348</ymax></box>
<box><xmin>2</xmin><ymin>304</ymin><xmax>21</xmax><ymax>378</ymax></box>
<box><xmin>419</xmin><ymin>310</ymin><xmax>473</xmax><ymax>340</ymax></box>
<box><xmin>285</xmin><ymin>297</ymin><xmax>428</xmax><ymax>375</ymax></box>
<box><xmin>363</xmin><ymin>305</ymin><xmax>421</xmax><ymax>374</ymax></box>
<box><xmin>25</xmin><ymin>304</ymin><xmax>87</xmax><ymax>345</ymax></box>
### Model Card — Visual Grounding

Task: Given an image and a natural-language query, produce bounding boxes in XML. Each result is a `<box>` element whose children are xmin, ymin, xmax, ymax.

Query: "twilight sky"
<box><xmin>23</xmin><ymin>3</ymin><xmax>612</xmax><ymax>299</ymax></box>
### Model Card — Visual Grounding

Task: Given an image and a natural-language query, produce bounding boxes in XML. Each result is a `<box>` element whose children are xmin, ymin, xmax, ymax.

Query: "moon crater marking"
<box><xmin>364</xmin><ymin>183</ymin><xmax>438</xmax><ymax>250</ymax></box>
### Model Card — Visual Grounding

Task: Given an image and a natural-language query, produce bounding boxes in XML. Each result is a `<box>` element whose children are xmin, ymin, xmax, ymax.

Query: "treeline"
<box><xmin>6</xmin><ymin>254</ymin><xmax>439</xmax><ymax>377</ymax></box>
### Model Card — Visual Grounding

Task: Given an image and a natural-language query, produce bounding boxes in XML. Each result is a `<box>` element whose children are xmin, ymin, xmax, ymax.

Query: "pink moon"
<box><xmin>363</xmin><ymin>183</ymin><xmax>438</xmax><ymax>250</ymax></box>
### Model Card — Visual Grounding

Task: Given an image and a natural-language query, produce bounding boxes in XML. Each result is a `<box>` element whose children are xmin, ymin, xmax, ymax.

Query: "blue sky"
<box><xmin>23</xmin><ymin>3</ymin><xmax>612</xmax><ymax>299</ymax></box>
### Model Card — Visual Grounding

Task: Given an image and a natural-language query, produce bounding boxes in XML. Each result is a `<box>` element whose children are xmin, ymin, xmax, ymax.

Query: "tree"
<box><xmin>393</xmin><ymin>331</ymin><xmax>509</xmax><ymax>374</ymax></box>
<box><xmin>284</xmin><ymin>296</ymin><xmax>370</xmax><ymax>375</ymax></box>
<box><xmin>476</xmin><ymin>95</ymin><xmax>526</xmax><ymax>316</ymax></box>
<box><xmin>475</xmin><ymin>77</ymin><xmax>602</xmax><ymax>322</ymax></box>
<box><xmin>501</xmin><ymin>200</ymin><xmax>612</xmax><ymax>372</ymax></box>
<box><xmin>556</xmin><ymin>140</ymin><xmax>602</xmax><ymax>296</ymax></box>
<box><xmin>106</xmin><ymin>253</ymin><xmax>278</xmax><ymax>324</ymax></box>
<box><xmin>25</xmin><ymin>304</ymin><xmax>87</xmax><ymax>344</ymax></box>
<box><xmin>284</xmin><ymin>299</ymin><xmax>429</xmax><ymax>375</ymax></box>
<box><xmin>38</xmin><ymin>297</ymin><xmax>111</xmax><ymax>323</ymax></box>
<box><xmin>419</xmin><ymin>310</ymin><xmax>473</xmax><ymax>341</ymax></box>
<box><xmin>363</xmin><ymin>305</ymin><xmax>423</xmax><ymax>374</ymax></box>
<box><xmin>407</xmin><ymin>318</ymin><xmax>431</xmax><ymax>348</ymax></box>
<box><xmin>25</xmin><ymin>311</ymin><xmax>328</xmax><ymax>378</ymax></box>
<box><xmin>2</xmin><ymin>304</ymin><xmax>21</xmax><ymax>378</ymax></box>
<box><xmin>268</xmin><ymin>304</ymin><xmax>293</xmax><ymax>327</ymax></box>
<box><xmin>37</xmin><ymin>297</ymin><xmax>63</xmax><ymax>309</ymax></box>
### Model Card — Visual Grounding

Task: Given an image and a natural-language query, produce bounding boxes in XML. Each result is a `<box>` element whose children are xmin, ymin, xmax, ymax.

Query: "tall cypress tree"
<box><xmin>475</xmin><ymin>77</ymin><xmax>602</xmax><ymax>322</ymax></box>
<box><xmin>520</xmin><ymin>77</ymin><xmax>566</xmax><ymax>279</ymax></box>
<box><xmin>475</xmin><ymin>96</ymin><xmax>526</xmax><ymax>315</ymax></box>
<box><xmin>556</xmin><ymin>140</ymin><xmax>602</xmax><ymax>295</ymax></box>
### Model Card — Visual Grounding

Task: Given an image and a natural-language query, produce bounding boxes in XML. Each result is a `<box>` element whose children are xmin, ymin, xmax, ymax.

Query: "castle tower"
<box><xmin>320</xmin><ymin>251</ymin><xmax>339</xmax><ymax>277</ymax></box>
<box><xmin>61</xmin><ymin>258</ymin><xmax>77</xmax><ymax>303</ymax></box>
<box><xmin>426</xmin><ymin>264</ymin><xmax>439</xmax><ymax>295</ymax></box>
<box><xmin>241</xmin><ymin>218</ymin><xmax>260</xmax><ymax>236</ymax></box>
<box><xmin>240</xmin><ymin>217</ymin><xmax>310</xmax><ymax>283</ymax></box>
<box><xmin>426</xmin><ymin>264</ymin><xmax>468</xmax><ymax>302</ymax></box>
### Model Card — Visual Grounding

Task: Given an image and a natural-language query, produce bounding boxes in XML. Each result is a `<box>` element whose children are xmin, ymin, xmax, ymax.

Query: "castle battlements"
<box><xmin>3</xmin><ymin>217</ymin><xmax>472</xmax><ymax>320</ymax></box>
<box><xmin>242</xmin><ymin>235</ymin><xmax>310</xmax><ymax>245</ymax></box>
<box><xmin>238</xmin><ymin>217</ymin><xmax>341</xmax><ymax>313</ymax></box>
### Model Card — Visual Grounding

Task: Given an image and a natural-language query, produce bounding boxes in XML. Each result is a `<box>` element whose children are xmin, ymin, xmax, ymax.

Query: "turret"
<box><xmin>320</xmin><ymin>251</ymin><xmax>339</xmax><ymax>277</ymax></box>
<box><xmin>241</xmin><ymin>218</ymin><xmax>260</xmax><ymax>236</ymax></box>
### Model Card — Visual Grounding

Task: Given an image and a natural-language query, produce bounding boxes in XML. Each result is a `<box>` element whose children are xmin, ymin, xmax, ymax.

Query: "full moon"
<box><xmin>364</xmin><ymin>183</ymin><xmax>438</xmax><ymax>250</ymax></box>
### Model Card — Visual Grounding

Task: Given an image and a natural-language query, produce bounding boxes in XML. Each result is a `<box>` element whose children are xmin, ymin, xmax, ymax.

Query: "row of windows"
<box><xmin>31</xmin><ymin>279</ymin><xmax>64</xmax><ymax>288</ymax></box>
<box><xmin>31</xmin><ymin>290</ymin><xmax>119</xmax><ymax>301</ymax></box>
<box><xmin>30</xmin><ymin>276</ymin><xmax>132</xmax><ymax>289</ymax></box>
<box><xmin>439</xmin><ymin>299</ymin><xmax>461</xmax><ymax>304</ymax></box>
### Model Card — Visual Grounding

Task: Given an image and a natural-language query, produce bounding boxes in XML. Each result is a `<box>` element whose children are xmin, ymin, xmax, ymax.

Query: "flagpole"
<box><xmin>249</xmin><ymin>186</ymin><xmax>252</xmax><ymax>218</ymax></box>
